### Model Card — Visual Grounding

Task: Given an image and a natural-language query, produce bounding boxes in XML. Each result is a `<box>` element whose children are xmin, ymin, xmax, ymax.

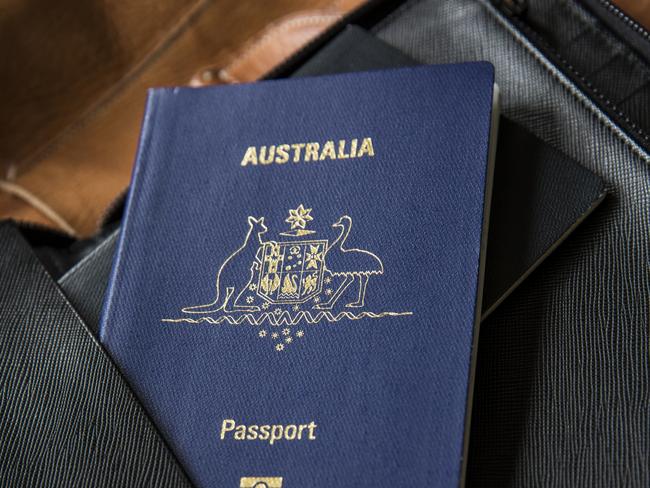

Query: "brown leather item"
<box><xmin>0</xmin><ymin>0</ymin><xmax>200</xmax><ymax>171</ymax></box>
<box><xmin>0</xmin><ymin>0</ymin><xmax>364</xmax><ymax>236</ymax></box>
<box><xmin>191</xmin><ymin>0</ymin><xmax>365</xmax><ymax>86</ymax></box>
<box><xmin>191</xmin><ymin>11</ymin><xmax>343</xmax><ymax>85</ymax></box>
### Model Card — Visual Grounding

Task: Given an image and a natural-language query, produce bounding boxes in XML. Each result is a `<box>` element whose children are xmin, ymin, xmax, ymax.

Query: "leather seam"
<box><xmin>597</xmin><ymin>0</ymin><xmax>650</xmax><ymax>46</ymax></box>
<box><xmin>484</xmin><ymin>1</ymin><xmax>650</xmax><ymax>163</ymax></box>
<box><xmin>509</xmin><ymin>12</ymin><xmax>650</xmax><ymax>145</ymax></box>
<box><xmin>562</xmin><ymin>1</ymin><xmax>650</xmax><ymax>79</ymax></box>
<box><xmin>373</xmin><ymin>0</ymin><xmax>650</xmax><ymax>160</ymax></box>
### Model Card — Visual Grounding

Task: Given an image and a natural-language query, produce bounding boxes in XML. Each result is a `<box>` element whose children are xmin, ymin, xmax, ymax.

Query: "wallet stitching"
<box><xmin>597</xmin><ymin>0</ymin><xmax>650</xmax><ymax>46</ymax></box>
<box><xmin>561</xmin><ymin>1</ymin><xmax>650</xmax><ymax>82</ymax></box>
<box><xmin>486</xmin><ymin>2</ymin><xmax>650</xmax><ymax>164</ymax></box>
<box><xmin>506</xmin><ymin>8</ymin><xmax>650</xmax><ymax>148</ymax></box>
<box><xmin>504</xmin><ymin>0</ymin><xmax>650</xmax><ymax>148</ymax></box>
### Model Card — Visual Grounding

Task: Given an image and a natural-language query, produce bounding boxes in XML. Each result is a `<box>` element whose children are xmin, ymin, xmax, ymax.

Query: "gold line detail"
<box><xmin>162</xmin><ymin>310</ymin><xmax>413</xmax><ymax>326</ymax></box>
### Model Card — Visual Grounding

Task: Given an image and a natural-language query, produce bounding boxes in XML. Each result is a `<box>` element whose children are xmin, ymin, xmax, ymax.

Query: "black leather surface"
<box><xmin>0</xmin><ymin>223</ymin><xmax>191</xmax><ymax>487</ymax></box>
<box><xmin>293</xmin><ymin>24</ymin><xmax>419</xmax><ymax>75</ymax></box>
<box><xmin>19</xmin><ymin>221</ymin><xmax>119</xmax><ymax>281</ymax></box>
<box><xmin>580</xmin><ymin>0</ymin><xmax>650</xmax><ymax>67</ymax></box>
<box><xmin>482</xmin><ymin>116</ymin><xmax>606</xmax><ymax>315</ymax></box>
<box><xmin>58</xmin><ymin>229</ymin><xmax>119</xmax><ymax>335</ymax></box>
<box><xmin>493</xmin><ymin>0</ymin><xmax>650</xmax><ymax>154</ymax></box>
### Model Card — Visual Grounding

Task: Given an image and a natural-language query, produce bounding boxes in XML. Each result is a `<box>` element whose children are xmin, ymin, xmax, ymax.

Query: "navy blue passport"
<box><xmin>100</xmin><ymin>64</ymin><xmax>498</xmax><ymax>487</ymax></box>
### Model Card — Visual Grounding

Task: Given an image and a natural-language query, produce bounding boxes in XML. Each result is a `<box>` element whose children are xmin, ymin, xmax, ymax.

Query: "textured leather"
<box><xmin>293</xmin><ymin>24</ymin><xmax>421</xmax><ymax>74</ymax></box>
<box><xmin>581</xmin><ymin>0</ymin><xmax>650</xmax><ymax>66</ymax></box>
<box><xmin>0</xmin><ymin>223</ymin><xmax>191</xmax><ymax>487</ymax></box>
<box><xmin>491</xmin><ymin>0</ymin><xmax>650</xmax><ymax>154</ymax></box>
<box><xmin>373</xmin><ymin>0</ymin><xmax>650</xmax><ymax>485</ymax></box>
<box><xmin>482</xmin><ymin>117</ymin><xmax>607</xmax><ymax>315</ymax></box>
<box><xmin>58</xmin><ymin>229</ymin><xmax>121</xmax><ymax>335</ymax></box>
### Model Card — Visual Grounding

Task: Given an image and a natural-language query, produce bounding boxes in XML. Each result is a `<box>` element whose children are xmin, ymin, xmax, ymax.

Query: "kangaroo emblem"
<box><xmin>182</xmin><ymin>216</ymin><xmax>268</xmax><ymax>314</ymax></box>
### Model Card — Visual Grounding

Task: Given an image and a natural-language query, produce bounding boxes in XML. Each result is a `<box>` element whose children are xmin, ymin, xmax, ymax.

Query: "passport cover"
<box><xmin>100</xmin><ymin>64</ymin><xmax>498</xmax><ymax>487</ymax></box>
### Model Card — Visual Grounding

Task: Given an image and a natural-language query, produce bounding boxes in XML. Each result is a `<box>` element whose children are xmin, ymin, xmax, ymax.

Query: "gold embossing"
<box><xmin>285</xmin><ymin>204</ymin><xmax>313</xmax><ymax>230</ymax></box>
<box><xmin>222</xmin><ymin>419</ymin><xmax>317</xmax><ymax>446</ymax></box>
<box><xmin>350</xmin><ymin>138</ymin><xmax>358</xmax><ymax>157</ymax></box>
<box><xmin>241</xmin><ymin>138</ymin><xmax>374</xmax><ymax>167</ymax></box>
<box><xmin>259</xmin><ymin>146</ymin><xmax>275</xmax><ymax>165</ymax></box>
<box><xmin>357</xmin><ymin>137</ymin><xmax>374</xmax><ymax>157</ymax></box>
<box><xmin>291</xmin><ymin>143</ymin><xmax>305</xmax><ymax>162</ymax></box>
<box><xmin>304</xmin><ymin>142</ymin><xmax>319</xmax><ymax>161</ymax></box>
<box><xmin>275</xmin><ymin>144</ymin><xmax>289</xmax><ymax>164</ymax></box>
<box><xmin>319</xmin><ymin>140</ymin><xmax>336</xmax><ymax>160</ymax></box>
<box><xmin>241</xmin><ymin>146</ymin><xmax>258</xmax><ymax>166</ymax></box>
<box><xmin>240</xmin><ymin>477</ymin><xmax>283</xmax><ymax>488</ymax></box>
<box><xmin>280</xmin><ymin>274</ymin><xmax>298</xmax><ymax>295</ymax></box>
<box><xmin>337</xmin><ymin>139</ymin><xmax>350</xmax><ymax>159</ymax></box>
<box><xmin>164</xmin><ymin>204</ymin><xmax>411</xmax><ymax>352</ymax></box>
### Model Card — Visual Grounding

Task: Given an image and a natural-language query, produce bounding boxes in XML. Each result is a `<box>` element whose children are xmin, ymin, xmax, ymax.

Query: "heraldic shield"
<box><xmin>257</xmin><ymin>240</ymin><xmax>327</xmax><ymax>304</ymax></box>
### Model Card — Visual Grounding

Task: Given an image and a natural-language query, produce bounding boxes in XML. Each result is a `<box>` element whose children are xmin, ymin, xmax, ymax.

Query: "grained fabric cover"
<box><xmin>0</xmin><ymin>223</ymin><xmax>191</xmax><ymax>487</ymax></box>
<box><xmin>375</xmin><ymin>0</ymin><xmax>649</xmax><ymax>486</ymax></box>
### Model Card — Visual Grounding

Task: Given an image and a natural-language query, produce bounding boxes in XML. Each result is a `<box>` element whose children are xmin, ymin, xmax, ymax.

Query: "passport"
<box><xmin>100</xmin><ymin>64</ymin><xmax>499</xmax><ymax>487</ymax></box>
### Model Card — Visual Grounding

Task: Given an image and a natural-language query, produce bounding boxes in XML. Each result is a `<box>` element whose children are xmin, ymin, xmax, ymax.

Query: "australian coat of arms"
<box><xmin>163</xmin><ymin>204</ymin><xmax>412</xmax><ymax>352</ymax></box>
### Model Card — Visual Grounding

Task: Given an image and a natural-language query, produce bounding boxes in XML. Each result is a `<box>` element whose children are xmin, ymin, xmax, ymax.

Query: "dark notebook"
<box><xmin>293</xmin><ymin>25</ymin><xmax>607</xmax><ymax>318</ymax></box>
<box><xmin>100</xmin><ymin>64</ymin><xmax>499</xmax><ymax>487</ymax></box>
